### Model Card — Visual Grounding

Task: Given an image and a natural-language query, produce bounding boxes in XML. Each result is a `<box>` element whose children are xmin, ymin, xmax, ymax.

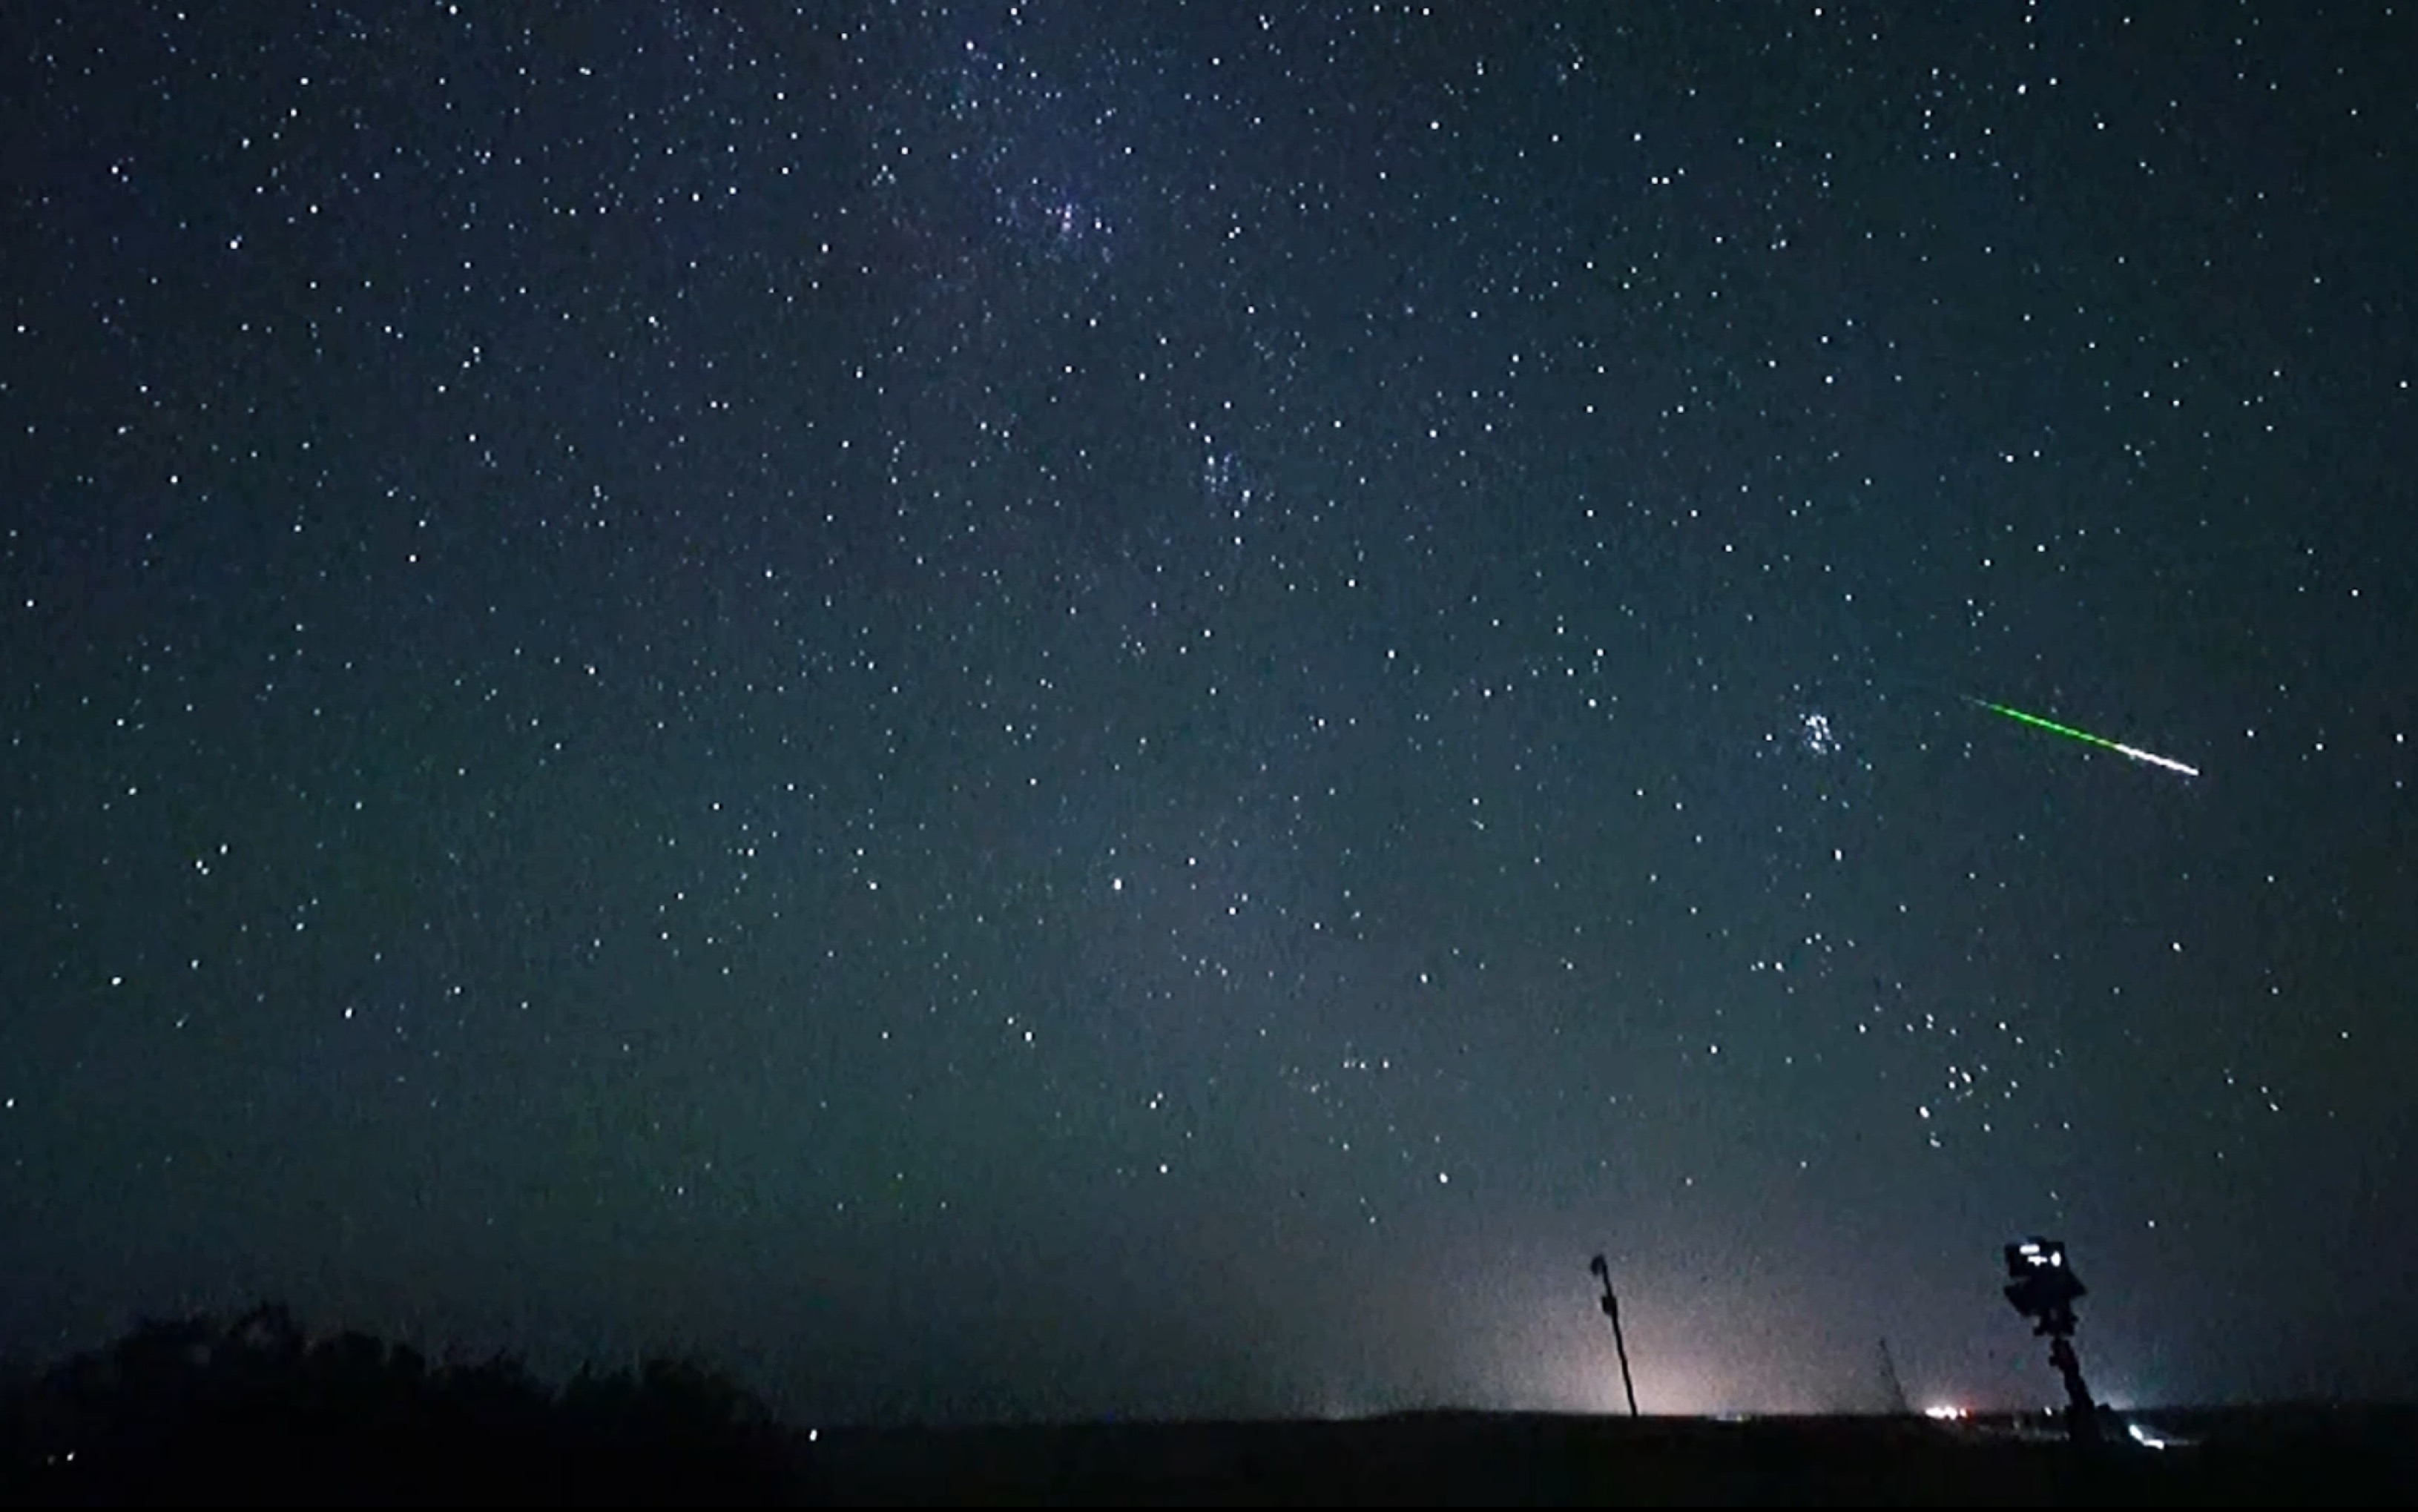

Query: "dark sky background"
<box><xmin>3</xmin><ymin>1</ymin><xmax>2413</xmax><ymax>1424</ymax></box>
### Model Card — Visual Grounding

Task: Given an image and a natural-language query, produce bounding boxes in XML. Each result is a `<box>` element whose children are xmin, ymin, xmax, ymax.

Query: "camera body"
<box><xmin>2002</xmin><ymin>1237</ymin><xmax>2086</xmax><ymax>1338</ymax></box>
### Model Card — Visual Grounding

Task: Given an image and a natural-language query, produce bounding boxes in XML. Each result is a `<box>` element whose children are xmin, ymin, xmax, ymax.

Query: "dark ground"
<box><xmin>805</xmin><ymin>1406</ymin><xmax>2417</xmax><ymax>1507</ymax></box>
<box><xmin>5</xmin><ymin>1310</ymin><xmax>2408</xmax><ymax>1503</ymax></box>
<box><xmin>10</xmin><ymin>1400</ymin><xmax>2414</xmax><ymax>1504</ymax></box>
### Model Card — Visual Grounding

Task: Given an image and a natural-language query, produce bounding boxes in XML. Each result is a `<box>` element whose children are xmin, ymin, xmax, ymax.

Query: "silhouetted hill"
<box><xmin>0</xmin><ymin>1304</ymin><xmax>811</xmax><ymax>1505</ymax></box>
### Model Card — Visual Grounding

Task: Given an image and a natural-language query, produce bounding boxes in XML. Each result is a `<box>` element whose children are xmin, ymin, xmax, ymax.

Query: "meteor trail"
<box><xmin>1966</xmin><ymin>697</ymin><xmax>2200</xmax><ymax>779</ymax></box>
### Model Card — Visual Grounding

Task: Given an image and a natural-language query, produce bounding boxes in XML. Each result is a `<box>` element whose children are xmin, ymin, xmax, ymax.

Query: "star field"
<box><xmin>2</xmin><ymin>2</ymin><xmax>2414</xmax><ymax>1422</ymax></box>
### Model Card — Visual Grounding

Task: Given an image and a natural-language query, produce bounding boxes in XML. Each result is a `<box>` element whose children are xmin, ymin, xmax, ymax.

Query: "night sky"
<box><xmin>4</xmin><ymin>2</ymin><xmax>2414</xmax><ymax>1424</ymax></box>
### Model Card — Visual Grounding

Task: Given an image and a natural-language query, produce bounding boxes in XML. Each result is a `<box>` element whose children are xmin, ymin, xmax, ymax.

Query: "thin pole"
<box><xmin>1589</xmin><ymin>1254</ymin><xmax>1639</xmax><ymax>1417</ymax></box>
<box><xmin>1877</xmin><ymin>1337</ymin><xmax>1911</xmax><ymax>1416</ymax></box>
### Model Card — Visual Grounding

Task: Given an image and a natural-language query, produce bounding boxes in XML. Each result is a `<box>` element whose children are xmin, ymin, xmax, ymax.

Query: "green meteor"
<box><xmin>1966</xmin><ymin>697</ymin><xmax>2200</xmax><ymax>779</ymax></box>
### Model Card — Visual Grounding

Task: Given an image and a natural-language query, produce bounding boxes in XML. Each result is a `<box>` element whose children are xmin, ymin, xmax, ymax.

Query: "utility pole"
<box><xmin>1588</xmin><ymin>1253</ymin><xmax>1639</xmax><ymax>1418</ymax></box>
<box><xmin>1877</xmin><ymin>1338</ymin><xmax>1911</xmax><ymax>1416</ymax></box>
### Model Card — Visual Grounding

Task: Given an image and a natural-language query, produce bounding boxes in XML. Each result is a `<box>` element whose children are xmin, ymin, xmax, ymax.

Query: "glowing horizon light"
<box><xmin>1923</xmin><ymin>1404</ymin><xmax>1968</xmax><ymax>1421</ymax></box>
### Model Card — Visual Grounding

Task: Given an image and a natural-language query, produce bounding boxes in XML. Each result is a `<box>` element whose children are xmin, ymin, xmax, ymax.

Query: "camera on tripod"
<box><xmin>2002</xmin><ymin>1237</ymin><xmax>2086</xmax><ymax>1338</ymax></box>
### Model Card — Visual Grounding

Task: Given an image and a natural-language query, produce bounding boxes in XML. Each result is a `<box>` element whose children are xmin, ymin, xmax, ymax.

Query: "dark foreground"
<box><xmin>808</xmin><ymin>1407</ymin><xmax>2417</xmax><ymax>1506</ymax></box>
<box><xmin>4</xmin><ymin>1307</ymin><xmax>2409</xmax><ymax>1504</ymax></box>
<box><xmin>10</xmin><ymin>1401</ymin><xmax>2415</xmax><ymax>1505</ymax></box>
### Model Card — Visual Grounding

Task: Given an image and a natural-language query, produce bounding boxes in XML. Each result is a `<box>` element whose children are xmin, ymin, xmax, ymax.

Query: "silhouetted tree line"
<box><xmin>0</xmin><ymin>1303</ymin><xmax>818</xmax><ymax>1505</ymax></box>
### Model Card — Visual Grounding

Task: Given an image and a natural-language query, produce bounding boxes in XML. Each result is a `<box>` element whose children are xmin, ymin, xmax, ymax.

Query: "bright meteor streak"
<box><xmin>1966</xmin><ymin>697</ymin><xmax>2200</xmax><ymax>779</ymax></box>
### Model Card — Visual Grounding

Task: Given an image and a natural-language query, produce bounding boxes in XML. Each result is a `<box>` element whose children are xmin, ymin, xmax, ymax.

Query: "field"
<box><xmin>804</xmin><ymin>1406</ymin><xmax>2417</xmax><ymax>1505</ymax></box>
